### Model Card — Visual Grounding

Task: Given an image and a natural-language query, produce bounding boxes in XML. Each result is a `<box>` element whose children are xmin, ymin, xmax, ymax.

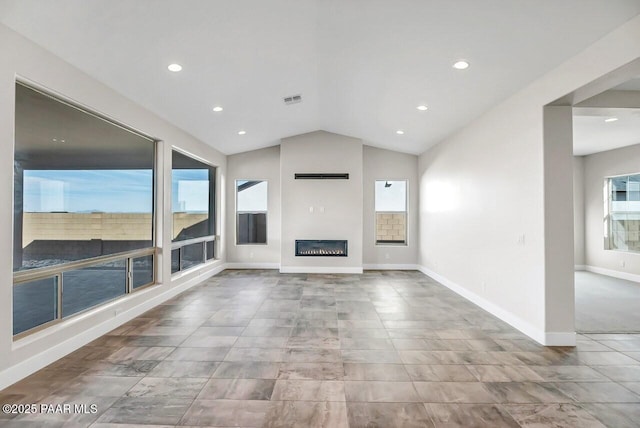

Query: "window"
<box><xmin>171</xmin><ymin>150</ymin><xmax>216</xmax><ymax>273</ymax></box>
<box><xmin>607</xmin><ymin>174</ymin><xmax>640</xmax><ymax>252</ymax></box>
<box><xmin>13</xmin><ymin>82</ymin><xmax>156</xmax><ymax>337</ymax></box>
<box><xmin>375</xmin><ymin>180</ymin><xmax>407</xmax><ymax>245</ymax></box>
<box><xmin>236</xmin><ymin>180</ymin><xmax>267</xmax><ymax>244</ymax></box>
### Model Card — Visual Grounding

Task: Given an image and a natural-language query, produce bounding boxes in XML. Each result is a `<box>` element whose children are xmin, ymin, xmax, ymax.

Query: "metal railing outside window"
<box><xmin>13</xmin><ymin>248</ymin><xmax>156</xmax><ymax>339</ymax></box>
<box><xmin>171</xmin><ymin>235</ymin><xmax>217</xmax><ymax>274</ymax></box>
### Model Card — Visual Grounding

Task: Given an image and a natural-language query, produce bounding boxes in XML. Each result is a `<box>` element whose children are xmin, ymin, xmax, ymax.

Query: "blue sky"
<box><xmin>172</xmin><ymin>169</ymin><xmax>209</xmax><ymax>213</ymax></box>
<box><xmin>24</xmin><ymin>170</ymin><xmax>153</xmax><ymax>213</ymax></box>
<box><xmin>23</xmin><ymin>169</ymin><xmax>209</xmax><ymax>213</ymax></box>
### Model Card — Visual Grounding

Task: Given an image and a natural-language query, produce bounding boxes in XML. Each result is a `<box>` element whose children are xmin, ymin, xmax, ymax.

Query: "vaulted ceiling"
<box><xmin>1</xmin><ymin>0</ymin><xmax>640</xmax><ymax>155</ymax></box>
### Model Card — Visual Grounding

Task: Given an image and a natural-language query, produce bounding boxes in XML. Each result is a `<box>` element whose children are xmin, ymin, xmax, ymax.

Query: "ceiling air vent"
<box><xmin>283</xmin><ymin>94</ymin><xmax>302</xmax><ymax>105</ymax></box>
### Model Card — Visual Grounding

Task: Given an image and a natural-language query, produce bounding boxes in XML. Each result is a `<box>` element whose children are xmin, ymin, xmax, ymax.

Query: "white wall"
<box><xmin>574</xmin><ymin>156</ymin><xmax>586</xmax><ymax>268</ymax></box>
<box><xmin>418</xmin><ymin>15</ymin><xmax>640</xmax><ymax>346</ymax></box>
<box><xmin>0</xmin><ymin>23</ymin><xmax>227</xmax><ymax>389</ymax></box>
<box><xmin>226</xmin><ymin>146</ymin><xmax>281</xmax><ymax>267</ymax></box>
<box><xmin>584</xmin><ymin>143</ymin><xmax>640</xmax><ymax>279</ymax></box>
<box><xmin>280</xmin><ymin>131</ymin><xmax>363</xmax><ymax>273</ymax></box>
<box><xmin>363</xmin><ymin>145</ymin><xmax>418</xmax><ymax>268</ymax></box>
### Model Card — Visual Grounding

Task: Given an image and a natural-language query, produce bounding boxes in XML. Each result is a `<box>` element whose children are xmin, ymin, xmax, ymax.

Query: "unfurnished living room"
<box><xmin>2</xmin><ymin>1</ymin><xmax>640</xmax><ymax>427</ymax></box>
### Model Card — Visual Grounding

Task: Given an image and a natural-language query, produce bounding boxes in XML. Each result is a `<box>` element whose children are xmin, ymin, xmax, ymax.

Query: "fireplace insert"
<box><xmin>295</xmin><ymin>240</ymin><xmax>348</xmax><ymax>257</ymax></box>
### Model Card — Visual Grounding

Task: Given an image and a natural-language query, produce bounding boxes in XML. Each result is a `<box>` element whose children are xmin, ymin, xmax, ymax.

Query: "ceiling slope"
<box><xmin>1</xmin><ymin>0</ymin><xmax>640</xmax><ymax>155</ymax></box>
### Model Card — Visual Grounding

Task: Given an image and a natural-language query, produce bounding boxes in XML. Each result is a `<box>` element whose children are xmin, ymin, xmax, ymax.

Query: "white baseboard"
<box><xmin>0</xmin><ymin>264</ymin><xmax>225</xmax><ymax>391</ymax></box>
<box><xmin>417</xmin><ymin>266</ymin><xmax>575</xmax><ymax>347</ymax></box>
<box><xmin>544</xmin><ymin>332</ymin><xmax>578</xmax><ymax>346</ymax></box>
<box><xmin>363</xmin><ymin>264</ymin><xmax>419</xmax><ymax>270</ymax></box>
<box><xmin>279</xmin><ymin>266</ymin><xmax>363</xmax><ymax>274</ymax></box>
<box><xmin>574</xmin><ymin>265</ymin><xmax>586</xmax><ymax>271</ymax></box>
<box><xmin>584</xmin><ymin>265</ymin><xmax>640</xmax><ymax>283</ymax></box>
<box><xmin>225</xmin><ymin>262</ymin><xmax>280</xmax><ymax>270</ymax></box>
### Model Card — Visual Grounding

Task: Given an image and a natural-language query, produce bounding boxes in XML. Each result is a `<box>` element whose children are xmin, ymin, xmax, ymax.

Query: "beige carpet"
<box><xmin>576</xmin><ymin>271</ymin><xmax>640</xmax><ymax>333</ymax></box>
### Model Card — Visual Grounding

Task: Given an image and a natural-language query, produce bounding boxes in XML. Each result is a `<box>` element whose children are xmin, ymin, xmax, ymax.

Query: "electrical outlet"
<box><xmin>309</xmin><ymin>206</ymin><xmax>314</xmax><ymax>213</ymax></box>
<box><xmin>385</xmin><ymin>253</ymin><xmax>390</xmax><ymax>260</ymax></box>
<box><xmin>249</xmin><ymin>251</ymin><xmax>254</xmax><ymax>259</ymax></box>
<box><xmin>620</xmin><ymin>260</ymin><xmax>626</xmax><ymax>268</ymax></box>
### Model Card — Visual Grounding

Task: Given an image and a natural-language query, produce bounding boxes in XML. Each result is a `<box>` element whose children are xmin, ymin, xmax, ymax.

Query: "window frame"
<box><xmin>374</xmin><ymin>179</ymin><xmax>409</xmax><ymax>247</ymax></box>
<box><xmin>605</xmin><ymin>172</ymin><xmax>640</xmax><ymax>253</ymax></box>
<box><xmin>170</xmin><ymin>147</ymin><xmax>218</xmax><ymax>275</ymax></box>
<box><xmin>235</xmin><ymin>179</ymin><xmax>268</xmax><ymax>246</ymax></box>
<box><xmin>12</xmin><ymin>79</ymin><xmax>159</xmax><ymax>340</ymax></box>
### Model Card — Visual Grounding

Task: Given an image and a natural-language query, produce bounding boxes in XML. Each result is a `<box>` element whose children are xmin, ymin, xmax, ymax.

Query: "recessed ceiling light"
<box><xmin>238</xmin><ymin>130</ymin><xmax>246</xmax><ymax>135</ymax></box>
<box><xmin>212</xmin><ymin>106</ymin><xmax>223</xmax><ymax>112</ymax></box>
<box><xmin>167</xmin><ymin>63</ymin><xmax>182</xmax><ymax>72</ymax></box>
<box><xmin>396</xmin><ymin>130</ymin><xmax>404</xmax><ymax>135</ymax></box>
<box><xmin>453</xmin><ymin>60</ymin><xmax>469</xmax><ymax>70</ymax></box>
<box><xmin>417</xmin><ymin>105</ymin><xmax>428</xmax><ymax>111</ymax></box>
<box><xmin>605</xmin><ymin>117</ymin><xmax>618</xmax><ymax>123</ymax></box>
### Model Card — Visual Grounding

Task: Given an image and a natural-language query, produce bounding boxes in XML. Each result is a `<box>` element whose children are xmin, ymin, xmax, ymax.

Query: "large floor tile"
<box><xmin>347</xmin><ymin>402</ymin><xmax>434</xmax><ymax>428</ymax></box>
<box><xmin>263</xmin><ymin>401</ymin><xmax>348</xmax><ymax>428</ymax></box>
<box><xmin>179</xmin><ymin>399</ymin><xmax>269</xmax><ymax>426</ymax></box>
<box><xmin>344</xmin><ymin>381</ymin><xmax>421</xmax><ymax>402</ymax></box>
<box><xmin>504</xmin><ymin>403</ymin><xmax>607</xmax><ymax>427</ymax></box>
<box><xmin>4</xmin><ymin>270</ymin><xmax>640</xmax><ymax>426</ymax></box>
<box><xmin>425</xmin><ymin>403</ymin><xmax>520</xmax><ymax>427</ymax></box>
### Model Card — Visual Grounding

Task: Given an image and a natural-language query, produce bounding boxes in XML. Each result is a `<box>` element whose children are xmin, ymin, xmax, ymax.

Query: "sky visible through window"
<box><xmin>24</xmin><ymin>169</ymin><xmax>211</xmax><ymax>214</ymax></box>
<box><xmin>172</xmin><ymin>168</ymin><xmax>209</xmax><ymax>213</ymax></box>
<box><xmin>24</xmin><ymin>170</ymin><xmax>153</xmax><ymax>213</ymax></box>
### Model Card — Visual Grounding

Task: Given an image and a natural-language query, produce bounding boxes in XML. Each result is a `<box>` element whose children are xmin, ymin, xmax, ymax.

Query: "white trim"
<box><xmin>279</xmin><ymin>266</ymin><xmax>364</xmax><ymax>274</ymax></box>
<box><xmin>0</xmin><ymin>264</ymin><xmax>225</xmax><ymax>391</ymax></box>
<box><xmin>417</xmin><ymin>266</ymin><xmax>576</xmax><ymax>346</ymax></box>
<box><xmin>363</xmin><ymin>264</ymin><xmax>419</xmax><ymax>270</ymax></box>
<box><xmin>574</xmin><ymin>265</ymin><xmax>586</xmax><ymax>271</ymax></box>
<box><xmin>584</xmin><ymin>265</ymin><xmax>640</xmax><ymax>283</ymax></box>
<box><xmin>226</xmin><ymin>262</ymin><xmax>280</xmax><ymax>270</ymax></box>
<box><xmin>544</xmin><ymin>332</ymin><xmax>577</xmax><ymax>346</ymax></box>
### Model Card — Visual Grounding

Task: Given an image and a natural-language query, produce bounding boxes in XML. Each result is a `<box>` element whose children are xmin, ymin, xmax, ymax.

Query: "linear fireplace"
<box><xmin>295</xmin><ymin>240</ymin><xmax>348</xmax><ymax>257</ymax></box>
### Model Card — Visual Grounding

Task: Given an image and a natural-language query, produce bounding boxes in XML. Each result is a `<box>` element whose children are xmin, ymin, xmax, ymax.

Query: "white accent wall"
<box><xmin>280</xmin><ymin>131</ymin><xmax>363</xmax><ymax>273</ymax></box>
<box><xmin>418</xmin><ymin>15</ymin><xmax>640</xmax><ymax>346</ymax></box>
<box><xmin>574</xmin><ymin>156</ymin><xmax>586</xmax><ymax>268</ymax></box>
<box><xmin>226</xmin><ymin>146</ymin><xmax>281</xmax><ymax>268</ymax></box>
<box><xmin>363</xmin><ymin>145</ymin><xmax>419</xmax><ymax>268</ymax></box>
<box><xmin>226</xmin><ymin>143</ymin><xmax>418</xmax><ymax>271</ymax></box>
<box><xmin>0</xmin><ymin>23</ymin><xmax>227</xmax><ymax>389</ymax></box>
<box><xmin>583</xmin><ymin>143</ymin><xmax>640</xmax><ymax>280</ymax></box>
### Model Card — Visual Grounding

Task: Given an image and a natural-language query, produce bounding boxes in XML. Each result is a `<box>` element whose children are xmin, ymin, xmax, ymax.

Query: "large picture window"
<box><xmin>171</xmin><ymin>150</ymin><xmax>216</xmax><ymax>274</ymax></box>
<box><xmin>375</xmin><ymin>180</ymin><xmax>407</xmax><ymax>245</ymax></box>
<box><xmin>236</xmin><ymin>180</ymin><xmax>268</xmax><ymax>244</ymax></box>
<box><xmin>606</xmin><ymin>174</ymin><xmax>640</xmax><ymax>252</ymax></box>
<box><xmin>13</xmin><ymin>83</ymin><xmax>156</xmax><ymax>337</ymax></box>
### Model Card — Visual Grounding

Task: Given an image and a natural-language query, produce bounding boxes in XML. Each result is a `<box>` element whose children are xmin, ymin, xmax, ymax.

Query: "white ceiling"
<box><xmin>1</xmin><ymin>0</ymin><xmax>640</xmax><ymax>155</ymax></box>
<box><xmin>573</xmin><ymin>107</ymin><xmax>640</xmax><ymax>156</ymax></box>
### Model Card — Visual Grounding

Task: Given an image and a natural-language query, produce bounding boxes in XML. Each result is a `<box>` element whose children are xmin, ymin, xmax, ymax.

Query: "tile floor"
<box><xmin>1</xmin><ymin>269</ymin><xmax>640</xmax><ymax>427</ymax></box>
